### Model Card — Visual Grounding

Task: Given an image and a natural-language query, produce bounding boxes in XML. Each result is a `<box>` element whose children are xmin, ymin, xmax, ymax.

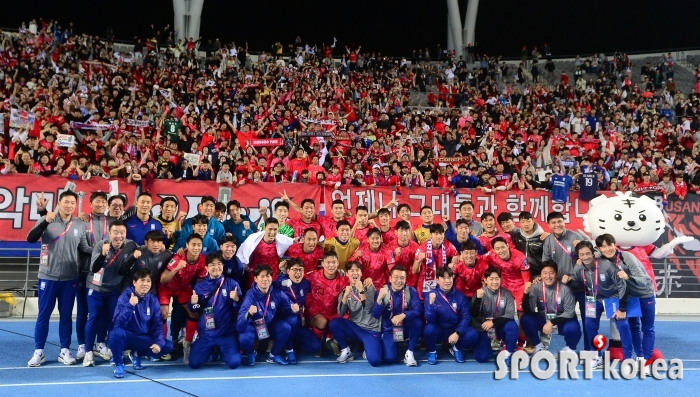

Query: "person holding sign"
<box><xmin>83</xmin><ymin>220</ymin><xmax>139</xmax><ymax>367</ymax></box>
<box><xmin>571</xmin><ymin>240</ymin><xmax>630</xmax><ymax>368</ymax></box>
<box><xmin>521</xmin><ymin>261</ymin><xmax>581</xmax><ymax>355</ymax></box>
<box><xmin>188</xmin><ymin>253</ymin><xmax>243</xmax><ymax>370</ymax></box>
<box><xmin>237</xmin><ymin>265</ymin><xmax>301</xmax><ymax>366</ymax></box>
<box><xmin>414</xmin><ymin>224</ymin><xmax>459</xmax><ymax>300</ymax></box>
<box><xmin>109</xmin><ymin>269</ymin><xmax>173</xmax><ymax>378</ymax></box>
<box><xmin>423</xmin><ymin>267</ymin><xmax>478</xmax><ymax>365</ymax></box>
<box><xmin>26</xmin><ymin>190</ymin><xmax>92</xmax><ymax>367</ymax></box>
<box><xmin>372</xmin><ymin>266</ymin><xmax>423</xmax><ymax>366</ymax></box>
<box><xmin>470</xmin><ymin>267</ymin><xmax>519</xmax><ymax>365</ymax></box>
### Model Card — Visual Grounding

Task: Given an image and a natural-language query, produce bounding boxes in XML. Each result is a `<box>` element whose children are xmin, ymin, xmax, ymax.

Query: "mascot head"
<box><xmin>583</xmin><ymin>191</ymin><xmax>664</xmax><ymax>248</ymax></box>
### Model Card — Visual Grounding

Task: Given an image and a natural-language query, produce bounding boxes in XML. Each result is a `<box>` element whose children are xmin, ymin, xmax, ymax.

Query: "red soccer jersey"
<box><xmin>380</xmin><ymin>228</ymin><xmax>397</xmax><ymax>246</ymax></box>
<box><xmin>317</xmin><ymin>215</ymin><xmax>344</xmax><ymax>239</ymax></box>
<box><xmin>285</xmin><ymin>243</ymin><xmax>325</xmax><ymax>274</ymax></box>
<box><xmin>348</xmin><ymin>243</ymin><xmax>394</xmax><ymax>290</ymax></box>
<box><xmin>483</xmin><ymin>249</ymin><xmax>529</xmax><ymax>311</ymax></box>
<box><xmin>478</xmin><ymin>232</ymin><xmax>516</xmax><ymax>253</ymax></box>
<box><xmin>249</xmin><ymin>239</ymin><xmax>282</xmax><ymax>278</ymax></box>
<box><xmin>387</xmin><ymin>239</ymin><xmax>419</xmax><ymax>289</ymax></box>
<box><xmin>452</xmin><ymin>258</ymin><xmax>489</xmax><ymax>298</ymax></box>
<box><xmin>306</xmin><ymin>270</ymin><xmax>349</xmax><ymax>319</ymax></box>
<box><xmin>288</xmin><ymin>157</ymin><xmax>309</xmax><ymax>175</ymax></box>
<box><xmin>163</xmin><ymin>251</ymin><xmax>207</xmax><ymax>292</ymax></box>
<box><xmin>287</xmin><ymin>217</ymin><xmax>323</xmax><ymax>240</ymax></box>
<box><xmin>353</xmin><ymin>225</ymin><xmax>371</xmax><ymax>242</ymax></box>
<box><xmin>415</xmin><ymin>240</ymin><xmax>458</xmax><ymax>296</ymax></box>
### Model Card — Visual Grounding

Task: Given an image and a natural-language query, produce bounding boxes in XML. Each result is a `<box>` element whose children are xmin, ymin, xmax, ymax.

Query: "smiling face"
<box><xmin>583</xmin><ymin>193</ymin><xmax>664</xmax><ymax>247</ymax></box>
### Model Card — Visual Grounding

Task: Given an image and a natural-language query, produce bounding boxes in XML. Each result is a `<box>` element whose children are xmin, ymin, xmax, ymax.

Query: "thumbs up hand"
<box><xmin>191</xmin><ymin>290</ymin><xmax>198</xmax><ymax>305</ymax></box>
<box><xmin>102</xmin><ymin>242</ymin><xmax>110</xmax><ymax>256</ymax></box>
<box><xmin>129</xmin><ymin>293</ymin><xmax>138</xmax><ymax>306</ymax></box>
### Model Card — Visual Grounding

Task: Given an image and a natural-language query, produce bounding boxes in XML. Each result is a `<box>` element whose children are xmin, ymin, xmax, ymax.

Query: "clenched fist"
<box><xmin>429</xmin><ymin>292</ymin><xmax>436</xmax><ymax>304</ymax></box>
<box><xmin>133</xmin><ymin>250</ymin><xmax>142</xmax><ymax>259</ymax></box>
<box><xmin>476</xmin><ymin>288</ymin><xmax>484</xmax><ymax>298</ymax></box>
<box><xmin>248</xmin><ymin>305</ymin><xmax>258</xmax><ymax>315</ymax></box>
<box><xmin>129</xmin><ymin>293</ymin><xmax>138</xmax><ymax>306</ymax></box>
<box><xmin>102</xmin><ymin>243</ymin><xmax>110</xmax><ymax>256</ymax></box>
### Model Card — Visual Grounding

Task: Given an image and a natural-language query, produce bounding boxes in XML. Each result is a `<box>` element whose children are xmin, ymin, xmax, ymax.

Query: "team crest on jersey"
<box><xmin>522</xmin><ymin>259</ymin><xmax>529</xmax><ymax>270</ymax></box>
<box><xmin>600</xmin><ymin>274</ymin><xmax>606</xmax><ymax>282</ymax></box>
<box><xmin>168</xmin><ymin>258</ymin><xmax>177</xmax><ymax>267</ymax></box>
<box><xmin>271</xmin><ymin>302</ymin><xmax>276</xmax><ymax>310</ymax></box>
<box><xmin>452</xmin><ymin>303</ymin><xmax>457</xmax><ymax>309</ymax></box>
<box><xmin>500</xmin><ymin>299</ymin><xmax>505</xmax><ymax>308</ymax></box>
<box><xmin>39</xmin><ymin>281</ymin><xmax>46</xmax><ymax>290</ymax></box>
<box><xmin>300</xmin><ymin>289</ymin><xmax>304</xmax><ymax>296</ymax></box>
<box><xmin>157</xmin><ymin>262</ymin><xmax>163</xmax><ymax>269</ymax></box>
<box><xmin>222</xmin><ymin>289</ymin><xmax>227</xmax><ymax>297</ymax></box>
<box><xmin>73</xmin><ymin>230</ymin><xmax>78</xmax><ymax>237</ymax></box>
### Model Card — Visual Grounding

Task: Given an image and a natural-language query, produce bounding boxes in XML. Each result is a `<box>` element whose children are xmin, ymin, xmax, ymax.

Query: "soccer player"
<box><xmin>329</xmin><ymin>261</ymin><xmax>382</xmax><ymax>366</ymax></box>
<box><xmin>317</xmin><ymin>199</ymin><xmax>352</xmax><ymax>238</ymax></box>
<box><xmin>174</xmin><ymin>214</ymin><xmax>219</xmax><ymax>255</ymax></box>
<box><xmin>471</xmin><ymin>267</ymin><xmax>519</xmax><ymax>365</ymax></box>
<box><xmin>542</xmin><ymin>211</ymin><xmax>589</xmax><ymax>349</ymax></box>
<box><xmin>285</xmin><ymin>228</ymin><xmax>325</xmax><ymax>274</ymax></box>
<box><xmin>27</xmin><ymin>191</ymin><xmax>92</xmax><ymax>367</ymax></box>
<box><xmin>83</xmin><ymin>221</ymin><xmax>139</xmax><ymax>367</ymax></box>
<box><xmin>445</xmin><ymin>218</ymin><xmax>484</xmax><ymax>254</ymax></box>
<box><xmin>259</xmin><ymin>201</ymin><xmax>295</xmax><ymax>238</ymax></box>
<box><xmin>109</xmin><ymin>269</ymin><xmax>173</xmax><ymax>378</ymax></box>
<box><xmin>414</xmin><ymin>206</ymin><xmax>435</xmax><ymax>244</ymax></box>
<box><xmin>274</xmin><ymin>258</ymin><xmax>322</xmax><ymax>358</ymax></box>
<box><xmin>396</xmin><ymin>203</ymin><xmax>416</xmax><ymax>241</ymax></box>
<box><xmin>477</xmin><ymin>212</ymin><xmax>515</xmax><ymax>253</ymax></box>
<box><xmin>180</xmin><ymin>196</ymin><xmax>226</xmax><ymax>244</ymax></box>
<box><xmin>124</xmin><ymin>192</ymin><xmax>163</xmax><ymax>246</ymax></box>
<box><xmin>237</xmin><ymin>265</ymin><xmax>301</xmax><ymax>366</ymax></box>
<box><xmin>596</xmin><ymin>234</ymin><xmax>654</xmax><ymax>368</ymax></box>
<box><xmin>188</xmin><ymin>253</ymin><xmax>243</xmax><ymax>370</ymax></box>
<box><xmin>482</xmin><ymin>237</ymin><xmax>530</xmax><ymax>312</ymax></box>
<box><xmin>571</xmin><ymin>240</ymin><xmax>630</xmax><ymax>368</ymax></box>
<box><xmin>450</xmin><ymin>241</ymin><xmax>488</xmax><ymax>299</ymax></box>
<box><xmin>510</xmin><ymin>211</ymin><xmax>548</xmax><ymax>278</ymax></box>
<box><xmin>387</xmin><ymin>221</ymin><xmax>419</xmax><ymax>289</ymax></box>
<box><xmin>521</xmin><ymin>261</ymin><xmax>581</xmax><ymax>355</ymax></box>
<box><xmin>155</xmin><ymin>197</ymin><xmax>183</xmax><ymax>249</ymax></box>
<box><xmin>159</xmin><ymin>234</ymin><xmax>208</xmax><ymax>364</ymax></box>
<box><xmin>219</xmin><ymin>236</ymin><xmax>246</xmax><ymax>289</ymax></box>
<box><xmin>324</xmin><ymin>220</ymin><xmax>361</xmax><ymax>271</ymax></box>
<box><xmin>306</xmin><ymin>251</ymin><xmax>349</xmax><ymax>355</ymax></box>
<box><xmin>237</xmin><ymin>217</ymin><xmax>294</xmax><ymax>285</ymax></box>
<box><xmin>376</xmin><ymin>208</ymin><xmax>397</xmax><ymax>245</ymax></box>
<box><xmin>455</xmin><ymin>201</ymin><xmax>483</xmax><ymax>236</ymax></box>
<box><xmin>424</xmin><ymin>268</ymin><xmax>478</xmax><ymax>364</ymax></box>
<box><xmin>372</xmin><ymin>266</ymin><xmax>423</xmax><ymax>366</ymax></box>
<box><xmin>119</xmin><ymin>230</ymin><xmax>172</xmax><ymax>294</ymax></box>
<box><xmin>222</xmin><ymin>200</ymin><xmax>255</xmax><ymax>245</ymax></box>
<box><xmin>283</xmin><ymin>197</ymin><xmax>324</xmax><ymax>239</ymax></box>
<box><xmin>351</xmin><ymin>206</ymin><xmax>372</xmax><ymax>242</ymax></box>
<box><xmin>414</xmin><ymin>224</ymin><xmax>459</xmax><ymax>297</ymax></box>
<box><xmin>348</xmin><ymin>228</ymin><xmax>394</xmax><ymax>290</ymax></box>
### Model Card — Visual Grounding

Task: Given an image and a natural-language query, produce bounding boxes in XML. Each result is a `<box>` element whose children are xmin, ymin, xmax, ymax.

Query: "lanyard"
<box><xmin>438</xmin><ymin>290</ymin><xmax>458</xmax><ymax>314</ymax></box>
<box><xmin>492</xmin><ymin>289</ymin><xmax>502</xmax><ymax>318</ymax></box>
<box><xmin>49</xmin><ymin>221</ymin><xmax>73</xmax><ymax>245</ymax></box>
<box><xmin>104</xmin><ymin>246</ymin><xmax>123</xmax><ymax>268</ymax></box>
<box><xmin>389</xmin><ymin>286</ymin><xmax>407</xmax><ymax>316</ymax></box>
<box><xmin>541</xmin><ymin>282</ymin><xmax>560</xmax><ymax>314</ymax></box>
<box><xmin>210</xmin><ymin>277</ymin><xmax>226</xmax><ymax>308</ymax></box>
<box><xmin>553</xmin><ymin>235</ymin><xmax>571</xmax><ymax>256</ymax></box>
<box><xmin>260</xmin><ymin>293</ymin><xmax>272</xmax><ymax>318</ymax></box>
<box><xmin>90</xmin><ymin>216</ymin><xmax>107</xmax><ymax>244</ymax></box>
<box><xmin>288</xmin><ymin>285</ymin><xmax>298</xmax><ymax>303</ymax></box>
<box><xmin>350</xmin><ymin>287</ymin><xmax>363</xmax><ymax>302</ymax></box>
<box><xmin>583</xmin><ymin>261</ymin><xmax>599</xmax><ymax>296</ymax></box>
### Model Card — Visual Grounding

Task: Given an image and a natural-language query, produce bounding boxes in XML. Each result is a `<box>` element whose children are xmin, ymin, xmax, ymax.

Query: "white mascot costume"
<box><xmin>583</xmin><ymin>191</ymin><xmax>693</xmax><ymax>360</ymax></box>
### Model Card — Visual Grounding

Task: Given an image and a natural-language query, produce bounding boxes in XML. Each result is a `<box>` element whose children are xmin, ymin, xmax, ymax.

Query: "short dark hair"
<box><xmin>144</xmin><ymin>230</ymin><xmax>163</xmax><ymax>242</ymax></box>
<box><xmin>436</xmin><ymin>267</ymin><xmax>453</xmax><ymax>279</ymax></box>
<box><xmin>429</xmin><ymin>224</ymin><xmax>445</xmax><ymax>234</ymax></box>
<box><xmin>459</xmin><ymin>201</ymin><xmax>474</xmax><ymax>210</ymax></box>
<box><xmin>323</xmin><ymin>250</ymin><xmax>338</xmax><ymax>260</ymax></box>
<box><xmin>481</xmin><ymin>212</ymin><xmax>495</xmax><ymax>221</ymax></box>
<box><xmin>160</xmin><ymin>196</ymin><xmax>178</xmax><ymax>207</ymax></box>
<box><xmin>497</xmin><ymin>212</ymin><xmax>513</xmax><ymax>224</ymax></box>
<box><xmin>395</xmin><ymin>220</ymin><xmax>411</xmax><ymax>231</ymax></box>
<box><xmin>253</xmin><ymin>264</ymin><xmax>273</xmax><ymax>277</ymax></box>
<box><xmin>455</xmin><ymin>219</ymin><xmax>470</xmax><ymax>229</ymax></box>
<box><xmin>221</xmin><ymin>235</ymin><xmax>237</xmax><ymax>245</ymax></box>
<box><xmin>547</xmin><ymin>211</ymin><xmax>565</xmax><ymax>223</ymax></box>
<box><xmin>491</xmin><ymin>236</ymin><xmax>508</xmax><ymax>249</ymax></box>
<box><xmin>377</xmin><ymin>208</ymin><xmax>390</xmax><ymax>216</ymax></box>
<box><xmin>227</xmin><ymin>200</ymin><xmax>241</xmax><ymax>210</ymax></box>
<box><xmin>390</xmin><ymin>265</ymin><xmax>407</xmax><ymax>275</ymax></box>
<box><xmin>461</xmin><ymin>240</ymin><xmax>477</xmax><ymax>252</ymax></box>
<box><xmin>336</xmin><ymin>220</ymin><xmax>351</xmax><ymax>230</ymax></box>
<box><xmin>274</xmin><ymin>201</ymin><xmax>289</xmax><ymax>211</ymax></box>
<box><xmin>540</xmin><ymin>260</ymin><xmax>558</xmax><ymax>274</ymax></box>
<box><xmin>287</xmin><ymin>258</ymin><xmax>304</xmax><ymax>269</ymax></box>
<box><xmin>136</xmin><ymin>192</ymin><xmax>152</xmax><ymax>201</ymax></box>
<box><xmin>574</xmin><ymin>240</ymin><xmax>595</xmax><ymax>257</ymax></box>
<box><xmin>595</xmin><ymin>233</ymin><xmax>616</xmax><ymax>247</ymax></box>
<box><xmin>132</xmin><ymin>268</ymin><xmax>152</xmax><ymax>282</ymax></box>
<box><xmin>206</xmin><ymin>252</ymin><xmax>223</xmax><ymax>265</ymax></box>
<box><xmin>265</xmin><ymin>217</ymin><xmax>279</xmax><ymax>226</ymax></box>
<box><xmin>90</xmin><ymin>192</ymin><xmax>108</xmax><ymax>203</ymax></box>
<box><xmin>192</xmin><ymin>214</ymin><xmax>209</xmax><ymax>225</ymax></box>
<box><xmin>366</xmin><ymin>227</ymin><xmax>382</xmax><ymax>238</ymax></box>
<box><xmin>215</xmin><ymin>202</ymin><xmax>226</xmax><ymax>213</ymax></box>
<box><xmin>484</xmin><ymin>266</ymin><xmax>501</xmax><ymax>279</ymax></box>
<box><xmin>186</xmin><ymin>233</ymin><xmax>203</xmax><ymax>244</ymax></box>
<box><xmin>519</xmin><ymin>211</ymin><xmax>533</xmax><ymax>220</ymax></box>
<box><xmin>59</xmin><ymin>190</ymin><xmax>78</xmax><ymax>201</ymax></box>
<box><xmin>201</xmin><ymin>196</ymin><xmax>216</xmax><ymax>206</ymax></box>
<box><xmin>108</xmin><ymin>195</ymin><xmax>126</xmax><ymax>207</ymax></box>
<box><xmin>109</xmin><ymin>220</ymin><xmax>127</xmax><ymax>230</ymax></box>
<box><xmin>420</xmin><ymin>205</ymin><xmax>432</xmax><ymax>214</ymax></box>
<box><xmin>397</xmin><ymin>203</ymin><xmax>411</xmax><ymax>214</ymax></box>
<box><xmin>356</xmin><ymin>205</ymin><xmax>369</xmax><ymax>214</ymax></box>
<box><xmin>346</xmin><ymin>261</ymin><xmax>362</xmax><ymax>271</ymax></box>
<box><xmin>300</xmin><ymin>199</ymin><xmax>315</xmax><ymax>208</ymax></box>
<box><xmin>303</xmin><ymin>228</ymin><xmax>317</xmax><ymax>237</ymax></box>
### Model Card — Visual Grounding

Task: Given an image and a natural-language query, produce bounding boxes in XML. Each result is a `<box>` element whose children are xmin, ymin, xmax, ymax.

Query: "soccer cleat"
<box><xmin>114</xmin><ymin>364</ymin><xmax>125</xmax><ymax>378</ymax></box>
<box><xmin>246</xmin><ymin>351</ymin><xmax>257</xmax><ymax>366</ymax></box>
<box><xmin>76</xmin><ymin>344</ymin><xmax>86</xmax><ymax>360</ymax></box>
<box><xmin>286</xmin><ymin>351</ymin><xmax>297</xmax><ymax>365</ymax></box>
<box><xmin>83</xmin><ymin>351</ymin><xmax>95</xmax><ymax>367</ymax></box>
<box><xmin>592</xmin><ymin>356</ymin><xmax>604</xmax><ymax>369</ymax></box>
<box><xmin>404</xmin><ymin>350</ymin><xmax>417</xmax><ymax>366</ymax></box>
<box><xmin>326</xmin><ymin>339</ymin><xmax>341</xmax><ymax>356</ymax></box>
<box><xmin>337</xmin><ymin>348</ymin><xmax>354</xmax><ymax>363</ymax></box>
<box><xmin>532</xmin><ymin>343</ymin><xmax>548</xmax><ymax>355</ymax></box>
<box><xmin>266</xmin><ymin>354</ymin><xmax>289</xmax><ymax>365</ymax></box>
<box><xmin>28</xmin><ymin>349</ymin><xmax>46</xmax><ymax>367</ymax></box>
<box><xmin>129</xmin><ymin>351</ymin><xmax>143</xmax><ymax>370</ymax></box>
<box><xmin>452</xmin><ymin>346</ymin><xmax>465</xmax><ymax>363</ymax></box>
<box><xmin>182</xmin><ymin>341</ymin><xmax>191</xmax><ymax>365</ymax></box>
<box><xmin>58</xmin><ymin>348</ymin><xmax>77</xmax><ymax>365</ymax></box>
<box><xmin>427</xmin><ymin>352</ymin><xmax>437</xmax><ymax>365</ymax></box>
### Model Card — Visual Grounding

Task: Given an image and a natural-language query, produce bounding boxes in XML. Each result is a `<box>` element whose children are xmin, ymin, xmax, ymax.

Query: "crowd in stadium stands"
<box><xmin>2</xmin><ymin>19</ymin><xmax>700</xmax><ymax>204</ymax></box>
<box><xmin>9</xmin><ymin>19</ymin><xmax>670</xmax><ymax>379</ymax></box>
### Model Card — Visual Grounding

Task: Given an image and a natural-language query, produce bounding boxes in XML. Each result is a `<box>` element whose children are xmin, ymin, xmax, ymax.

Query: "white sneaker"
<box><xmin>404</xmin><ymin>350</ymin><xmax>417</xmax><ymax>366</ymax></box>
<box><xmin>28</xmin><ymin>349</ymin><xmax>46</xmax><ymax>367</ymax></box>
<box><xmin>533</xmin><ymin>343</ymin><xmax>548</xmax><ymax>354</ymax></box>
<box><xmin>76</xmin><ymin>344</ymin><xmax>86</xmax><ymax>360</ymax></box>
<box><xmin>183</xmin><ymin>341</ymin><xmax>191</xmax><ymax>365</ymax></box>
<box><xmin>58</xmin><ymin>348</ymin><xmax>77</xmax><ymax>365</ymax></box>
<box><xmin>337</xmin><ymin>348</ymin><xmax>354</xmax><ymax>363</ymax></box>
<box><xmin>94</xmin><ymin>343</ymin><xmax>112</xmax><ymax>361</ymax></box>
<box><xmin>83</xmin><ymin>351</ymin><xmax>95</xmax><ymax>367</ymax></box>
<box><xmin>558</xmin><ymin>346</ymin><xmax>575</xmax><ymax>357</ymax></box>
<box><xmin>592</xmin><ymin>356</ymin><xmax>604</xmax><ymax>369</ymax></box>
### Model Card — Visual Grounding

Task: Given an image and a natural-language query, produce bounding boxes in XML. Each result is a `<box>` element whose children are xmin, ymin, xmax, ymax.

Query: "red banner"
<box><xmin>250</xmin><ymin>138</ymin><xmax>283</xmax><ymax>147</ymax></box>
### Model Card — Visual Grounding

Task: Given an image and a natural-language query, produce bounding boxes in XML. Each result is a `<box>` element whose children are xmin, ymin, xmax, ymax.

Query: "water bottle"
<box><xmin>292</xmin><ymin>171</ymin><xmax>298</xmax><ymax>183</ymax></box>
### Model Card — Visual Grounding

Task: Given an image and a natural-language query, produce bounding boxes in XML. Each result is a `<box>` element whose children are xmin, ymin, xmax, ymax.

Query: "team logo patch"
<box><xmin>88</xmin><ymin>289</ymin><xmax>93</xmax><ymax>296</ymax></box>
<box><xmin>73</xmin><ymin>230</ymin><xmax>78</xmax><ymax>237</ymax></box>
<box><xmin>522</xmin><ymin>259</ymin><xmax>530</xmax><ymax>270</ymax></box>
<box><xmin>600</xmin><ymin>274</ymin><xmax>607</xmax><ymax>282</ymax></box>
<box><xmin>146</xmin><ymin>307</ymin><xmax>150</xmax><ymax>316</ymax></box>
<box><xmin>39</xmin><ymin>281</ymin><xmax>46</xmax><ymax>290</ymax></box>
<box><xmin>500</xmin><ymin>299</ymin><xmax>505</xmax><ymax>308</ymax></box>
<box><xmin>271</xmin><ymin>302</ymin><xmax>276</xmax><ymax>310</ymax></box>
<box><xmin>222</xmin><ymin>289</ymin><xmax>227</xmax><ymax>297</ymax></box>
<box><xmin>300</xmin><ymin>289</ymin><xmax>304</xmax><ymax>296</ymax></box>
<box><xmin>452</xmin><ymin>303</ymin><xmax>457</xmax><ymax>309</ymax></box>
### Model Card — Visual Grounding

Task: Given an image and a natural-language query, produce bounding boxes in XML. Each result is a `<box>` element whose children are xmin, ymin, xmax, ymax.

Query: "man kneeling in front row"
<box><xmin>109</xmin><ymin>269</ymin><xmax>173</xmax><ymax>378</ymax></box>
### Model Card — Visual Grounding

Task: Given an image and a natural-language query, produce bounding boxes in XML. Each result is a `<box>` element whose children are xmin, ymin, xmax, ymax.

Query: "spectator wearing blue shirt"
<box><xmin>660</xmin><ymin>103</ymin><xmax>673</xmax><ymax>122</ymax></box>
<box><xmin>180</xmin><ymin>196</ymin><xmax>226</xmax><ymax>245</ymax></box>
<box><xmin>125</xmin><ymin>192</ymin><xmax>163</xmax><ymax>246</ymax></box>
<box><xmin>222</xmin><ymin>200</ymin><xmax>254</xmax><ymax>245</ymax></box>
<box><xmin>445</xmin><ymin>219</ymin><xmax>484</xmax><ymax>254</ymax></box>
<box><xmin>585</xmin><ymin>109</ymin><xmax>599</xmax><ymax>131</ymax></box>
<box><xmin>450</xmin><ymin>165</ymin><xmax>479</xmax><ymax>189</ymax></box>
<box><xmin>194</xmin><ymin>159</ymin><xmax>214</xmax><ymax>181</ymax></box>
<box><xmin>174</xmin><ymin>215</ymin><xmax>219</xmax><ymax>256</ymax></box>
